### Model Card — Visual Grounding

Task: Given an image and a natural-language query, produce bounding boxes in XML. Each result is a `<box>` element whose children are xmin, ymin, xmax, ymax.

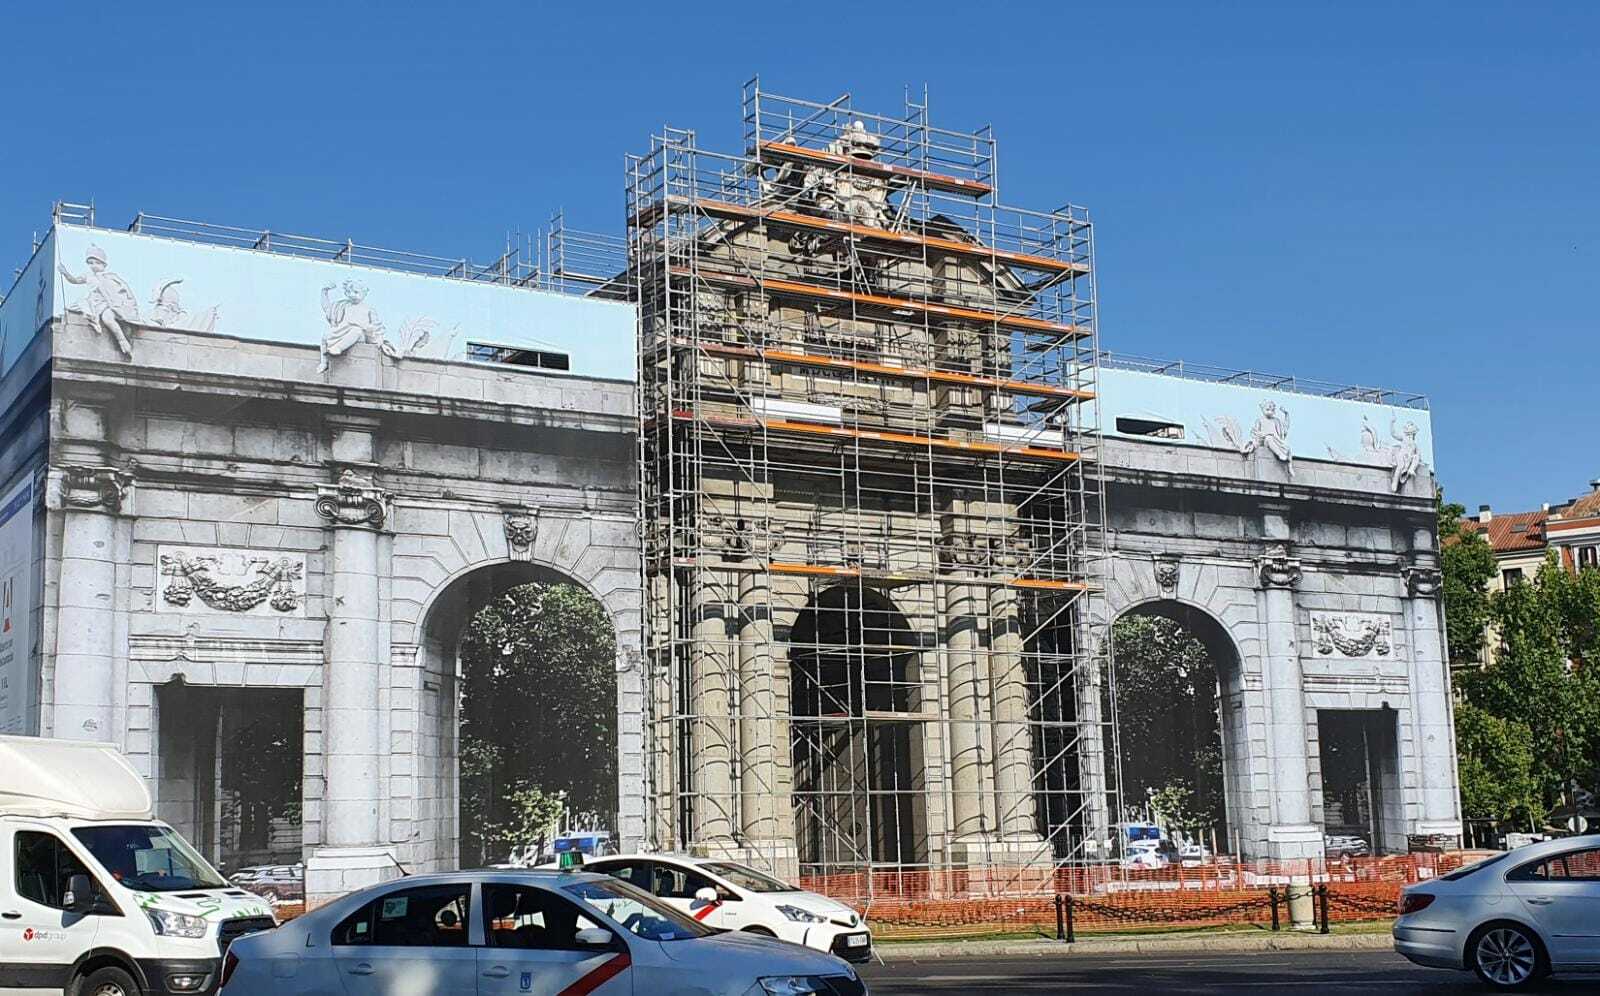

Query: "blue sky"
<box><xmin>2</xmin><ymin>1</ymin><xmax>1594</xmax><ymax>512</ymax></box>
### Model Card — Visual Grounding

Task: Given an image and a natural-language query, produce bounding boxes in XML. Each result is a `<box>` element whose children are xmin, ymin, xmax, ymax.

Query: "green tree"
<box><xmin>1456</xmin><ymin>554</ymin><xmax>1600</xmax><ymax>827</ymax></box>
<box><xmin>1453</xmin><ymin>700</ymin><xmax>1541</xmax><ymax>836</ymax></box>
<box><xmin>459</xmin><ymin>582</ymin><xmax>617</xmax><ymax>866</ymax></box>
<box><xmin>1438</xmin><ymin>494</ymin><xmax>1496</xmax><ymax>668</ymax></box>
<box><xmin>1112</xmin><ymin>614</ymin><xmax>1225</xmax><ymax>833</ymax></box>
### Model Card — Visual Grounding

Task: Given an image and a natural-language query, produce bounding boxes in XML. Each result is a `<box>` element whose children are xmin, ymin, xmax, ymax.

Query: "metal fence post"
<box><xmin>1269</xmin><ymin>886</ymin><xmax>1280</xmax><ymax>932</ymax></box>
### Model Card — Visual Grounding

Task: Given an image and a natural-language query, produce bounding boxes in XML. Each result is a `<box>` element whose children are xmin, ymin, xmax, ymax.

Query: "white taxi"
<box><xmin>582</xmin><ymin>854</ymin><xmax>873</xmax><ymax>963</ymax></box>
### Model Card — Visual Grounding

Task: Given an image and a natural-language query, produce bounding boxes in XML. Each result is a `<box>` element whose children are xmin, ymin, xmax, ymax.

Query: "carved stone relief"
<box><xmin>502</xmin><ymin>505</ymin><xmax>538</xmax><ymax>555</ymax></box>
<box><xmin>156</xmin><ymin>545</ymin><xmax>307</xmax><ymax>617</ymax></box>
<box><xmin>1310</xmin><ymin>611</ymin><xmax>1393</xmax><ymax>659</ymax></box>
<box><xmin>1403</xmin><ymin>564</ymin><xmax>1443</xmax><ymax>598</ymax></box>
<box><xmin>1153</xmin><ymin>555</ymin><xmax>1180</xmax><ymax>592</ymax></box>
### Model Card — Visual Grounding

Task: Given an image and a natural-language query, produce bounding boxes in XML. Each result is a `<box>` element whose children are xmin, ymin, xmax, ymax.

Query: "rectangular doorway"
<box><xmin>1317</xmin><ymin>709</ymin><xmax>1401</xmax><ymax>856</ymax></box>
<box><xmin>155</xmin><ymin>683</ymin><xmax>304</xmax><ymax>886</ymax></box>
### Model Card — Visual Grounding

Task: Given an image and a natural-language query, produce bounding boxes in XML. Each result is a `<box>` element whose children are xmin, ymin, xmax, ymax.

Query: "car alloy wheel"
<box><xmin>1475</xmin><ymin>926</ymin><xmax>1538</xmax><ymax>988</ymax></box>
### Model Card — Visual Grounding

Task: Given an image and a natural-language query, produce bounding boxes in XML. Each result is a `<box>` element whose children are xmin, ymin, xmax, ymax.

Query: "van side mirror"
<box><xmin>694</xmin><ymin>887</ymin><xmax>718</xmax><ymax>905</ymax></box>
<box><xmin>64</xmin><ymin>874</ymin><xmax>94</xmax><ymax>914</ymax></box>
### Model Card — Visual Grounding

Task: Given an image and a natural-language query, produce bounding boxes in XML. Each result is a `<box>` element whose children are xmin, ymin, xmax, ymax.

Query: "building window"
<box><xmin>1502</xmin><ymin>568</ymin><xmax>1524</xmax><ymax>587</ymax></box>
<box><xmin>466</xmin><ymin>342</ymin><xmax>572</xmax><ymax>371</ymax></box>
<box><xmin>1115</xmin><ymin>416</ymin><xmax>1184</xmax><ymax>440</ymax></box>
<box><xmin>1580</xmin><ymin>546</ymin><xmax>1598</xmax><ymax>570</ymax></box>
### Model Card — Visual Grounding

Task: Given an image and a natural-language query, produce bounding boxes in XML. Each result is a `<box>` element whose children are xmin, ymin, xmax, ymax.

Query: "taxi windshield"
<box><xmin>699</xmin><ymin>861</ymin><xmax>801</xmax><ymax>893</ymax></box>
<box><xmin>563</xmin><ymin>877</ymin><xmax>715</xmax><ymax>942</ymax></box>
<box><xmin>71</xmin><ymin>824</ymin><xmax>228</xmax><ymax>892</ymax></box>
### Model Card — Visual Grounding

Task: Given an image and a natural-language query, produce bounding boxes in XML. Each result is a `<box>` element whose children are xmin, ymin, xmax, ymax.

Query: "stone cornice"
<box><xmin>50</xmin><ymin>354</ymin><xmax>636</xmax><ymax>436</ymax></box>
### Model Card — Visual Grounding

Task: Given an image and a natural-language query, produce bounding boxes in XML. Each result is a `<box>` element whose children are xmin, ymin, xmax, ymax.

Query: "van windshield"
<box><xmin>71</xmin><ymin>825</ymin><xmax>228</xmax><ymax>892</ymax></box>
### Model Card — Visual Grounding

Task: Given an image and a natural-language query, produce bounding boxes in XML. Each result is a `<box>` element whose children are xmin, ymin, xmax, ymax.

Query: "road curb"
<box><xmin>876</xmin><ymin>930</ymin><xmax>1395</xmax><ymax>961</ymax></box>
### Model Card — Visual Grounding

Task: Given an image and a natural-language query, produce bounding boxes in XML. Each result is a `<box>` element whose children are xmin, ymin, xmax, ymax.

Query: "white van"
<box><xmin>0</xmin><ymin>736</ymin><xmax>276</xmax><ymax>995</ymax></box>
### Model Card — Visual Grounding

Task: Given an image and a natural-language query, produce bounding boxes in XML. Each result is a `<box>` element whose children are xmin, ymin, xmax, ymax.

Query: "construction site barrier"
<box><xmin>796</xmin><ymin>851</ymin><xmax>1494</xmax><ymax>938</ymax></box>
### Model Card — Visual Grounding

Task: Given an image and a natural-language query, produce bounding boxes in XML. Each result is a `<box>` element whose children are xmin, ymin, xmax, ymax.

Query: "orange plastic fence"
<box><xmin>796</xmin><ymin>852</ymin><xmax>1491</xmax><ymax>933</ymax></box>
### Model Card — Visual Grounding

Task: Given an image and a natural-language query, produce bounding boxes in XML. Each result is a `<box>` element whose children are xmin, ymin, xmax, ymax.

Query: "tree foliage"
<box><xmin>459</xmin><ymin>582</ymin><xmax>617</xmax><ymax>866</ymax></box>
<box><xmin>1454</xmin><ymin>553</ymin><xmax>1600</xmax><ymax>831</ymax></box>
<box><xmin>1453</xmin><ymin>700</ymin><xmax>1541</xmax><ymax>830</ymax></box>
<box><xmin>1438</xmin><ymin>495</ymin><xmax>1496</xmax><ymax>669</ymax></box>
<box><xmin>1112</xmin><ymin>614</ymin><xmax>1225</xmax><ymax>834</ymax></box>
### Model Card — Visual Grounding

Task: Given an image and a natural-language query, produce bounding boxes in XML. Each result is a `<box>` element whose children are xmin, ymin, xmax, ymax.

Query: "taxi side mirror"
<box><xmin>64</xmin><ymin>874</ymin><xmax>94</xmax><ymax>914</ymax></box>
<box><xmin>694</xmin><ymin>887</ymin><xmax>718</xmax><ymax>904</ymax></box>
<box><xmin>574</xmin><ymin>927</ymin><xmax>613</xmax><ymax>947</ymax></box>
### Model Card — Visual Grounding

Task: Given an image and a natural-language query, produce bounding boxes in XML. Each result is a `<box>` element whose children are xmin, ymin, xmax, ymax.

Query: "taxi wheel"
<box><xmin>742</xmin><ymin>925</ymin><xmax>777</xmax><ymax>937</ymax></box>
<box><xmin>77</xmin><ymin>966</ymin><xmax>141</xmax><ymax>996</ymax></box>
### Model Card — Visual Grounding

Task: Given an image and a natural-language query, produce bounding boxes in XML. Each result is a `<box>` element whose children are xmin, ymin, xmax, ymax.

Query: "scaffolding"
<box><xmin>628</xmin><ymin>81</ymin><xmax>1115</xmax><ymax>893</ymax></box>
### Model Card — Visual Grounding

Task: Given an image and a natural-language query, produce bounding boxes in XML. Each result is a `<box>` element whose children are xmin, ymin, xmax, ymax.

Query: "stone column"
<box><xmin>1256</xmin><ymin>512</ymin><xmax>1317</xmax><ymax>929</ymax></box>
<box><xmin>738</xmin><ymin>567</ymin><xmax>794</xmax><ymax>859</ymax></box>
<box><xmin>690</xmin><ymin>571</ymin><xmax>737</xmax><ymax>849</ymax></box>
<box><xmin>1403</xmin><ymin>558</ymin><xmax>1462</xmax><ymax>840</ymax></box>
<box><xmin>1256</xmin><ymin>535</ymin><xmax>1317</xmax><ymax>851</ymax></box>
<box><xmin>306</xmin><ymin>423</ymin><xmax>398</xmax><ymax>905</ymax></box>
<box><xmin>944</xmin><ymin>578</ymin><xmax>996</xmax><ymax>848</ymax></box>
<box><xmin>987</xmin><ymin>584</ymin><xmax>1038</xmax><ymax>840</ymax></box>
<box><xmin>51</xmin><ymin>467</ymin><xmax>129</xmax><ymax>741</ymax></box>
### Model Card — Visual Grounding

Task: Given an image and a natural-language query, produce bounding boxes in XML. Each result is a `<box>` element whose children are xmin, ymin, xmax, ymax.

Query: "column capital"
<box><xmin>315</xmin><ymin>468</ymin><xmax>391</xmax><ymax>529</ymax></box>
<box><xmin>1256</xmin><ymin>542</ymin><xmax>1302</xmax><ymax>589</ymax></box>
<box><xmin>55</xmin><ymin>465</ymin><xmax>132</xmax><ymax>514</ymax></box>
<box><xmin>1403</xmin><ymin>564</ymin><xmax>1443</xmax><ymax>598</ymax></box>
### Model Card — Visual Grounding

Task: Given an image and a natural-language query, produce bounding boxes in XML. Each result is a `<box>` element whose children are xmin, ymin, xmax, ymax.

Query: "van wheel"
<box><xmin>77</xmin><ymin>966</ymin><xmax>140</xmax><ymax>996</ymax></box>
<box><xmin>1470</xmin><ymin>923</ymin><xmax>1544</xmax><ymax>990</ymax></box>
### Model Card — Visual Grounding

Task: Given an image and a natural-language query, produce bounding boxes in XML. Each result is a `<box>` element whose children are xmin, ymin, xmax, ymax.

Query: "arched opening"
<box><xmin>420</xmin><ymin>562</ymin><xmax>618</xmax><ymax>869</ymax></box>
<box><xmin>1112</xmin><ymin>600</ymin><xmax>1240</xmax><ymax>858</ymax></box>
<box><xmin>789</xmin><ymin>585</ymin><xmax>926</xmax><ymax>873</ymax></box>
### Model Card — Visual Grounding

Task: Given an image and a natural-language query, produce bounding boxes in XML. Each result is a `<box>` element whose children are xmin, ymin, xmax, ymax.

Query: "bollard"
<box><xmin>1318</xmin><ymin>884</ymin><xmax>1330</xmax><ymax>935</ymax></box>
<box><xmin>1066</xmin><ymin>893</ymin><xmax>1076</xmax><ymax>944</ymax></box>
<box><xmin>1268</xmin><ymin>887</ymin><xmax>1280</xmax><ymax>932</ymax></box>
<box><xmin>1286</xmin><ymin>880</ymin><xmax>1316</xmax><ymax>931</ymax></box>
<box><xmin>1055</xmin><ymin>894</ymin><xmax>1065</xmax><ymax>941</ymax></box>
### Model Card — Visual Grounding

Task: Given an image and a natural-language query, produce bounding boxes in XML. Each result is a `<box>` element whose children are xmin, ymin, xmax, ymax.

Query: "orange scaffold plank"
<box><xmin>757</xmin><ymin>141</ymin><xmax>995</xmax><ymax>197</ymax></box>
<box><xmin>672</xmin><ymin>410</ymin><xmax>1082</xmax><ymax>463</ymax></box>
<box><xmin>673</xmin><ymin>267</ymin><xmax>1085</xmax><ymax>338</ymax></box>
<box><xmin>677</xmin><ymin>196</ymin><xmax>1087</xmax><ymax>277</ymax></box>
<box><xmin>683</xmin><ymin>339</ymin><xmax>1093</xmax><ymax>403</ymax></box>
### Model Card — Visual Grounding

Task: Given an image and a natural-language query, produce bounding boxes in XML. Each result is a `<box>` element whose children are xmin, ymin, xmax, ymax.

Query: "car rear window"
<box><xmin>1440</xmin><ymin>852</ymin><xmax>1510</xmax><ymax>881</ymax></box>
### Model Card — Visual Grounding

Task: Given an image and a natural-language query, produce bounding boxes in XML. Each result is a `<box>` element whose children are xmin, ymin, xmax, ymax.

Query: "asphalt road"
<box><xmin>859</xmin><ymin>948</ymin><xmax>1598</xmax><ymax>994</ymax></box>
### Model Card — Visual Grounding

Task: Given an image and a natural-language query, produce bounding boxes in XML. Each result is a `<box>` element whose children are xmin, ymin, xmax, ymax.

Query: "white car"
<box><xmin>220</xmin><ymin>869</ymin><xmax>867</xmax><ymax>995</ymax></box>
<box><xmin>582</xmin><ymin>853</ymin><xmax>873</xmax><ymax>963</ymax></box>
<box><xmin>1394</xmin><ymin>834</ymin><xmax>1600</xmax><ymax>989</ymax></box>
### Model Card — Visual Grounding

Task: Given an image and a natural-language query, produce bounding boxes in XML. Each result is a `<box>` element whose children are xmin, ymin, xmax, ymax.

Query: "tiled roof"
<box><xmin>1561</xmin><ymin>489</ymin><xmax>1600</xmax><ymax>520</ymax></box>
<box><xmin>1459</xmin><ymin>510</ymin><xmax>1548</xmax><ymax>554</ymax></box>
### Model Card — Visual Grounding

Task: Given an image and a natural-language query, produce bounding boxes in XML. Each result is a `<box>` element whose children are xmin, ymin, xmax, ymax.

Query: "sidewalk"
<box><xmin>875</xmin><ymin>924</ymin><xmax>1395</xmax><ymax>961</ymax></box>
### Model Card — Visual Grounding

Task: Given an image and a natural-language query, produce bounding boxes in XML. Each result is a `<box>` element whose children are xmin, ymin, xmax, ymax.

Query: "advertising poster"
<box><xmin>0</xmin><ymin>476</ymin><xmax>37</xmax><ymax>734</ymax></box>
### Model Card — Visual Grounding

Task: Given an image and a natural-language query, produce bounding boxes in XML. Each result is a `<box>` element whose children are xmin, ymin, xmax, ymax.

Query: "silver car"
<box><xmin>1393</xmin><ymin>834</ymin><xmax>1600</xmax><ymax>989</ymax></box>
<box><xmin>218</xmin><ymin>869</ymin><xmax>867</xmax><ymax>995</ymax></box>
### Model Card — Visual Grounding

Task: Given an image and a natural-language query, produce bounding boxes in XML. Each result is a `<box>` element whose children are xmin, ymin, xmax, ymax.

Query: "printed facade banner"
<box><xmin>0</xmin><ymin>476</ymin><xmax>37</xmax><ymax>734</ymax></box>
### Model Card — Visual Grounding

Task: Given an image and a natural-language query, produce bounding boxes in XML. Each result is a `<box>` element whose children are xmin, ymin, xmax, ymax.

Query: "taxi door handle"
<box><xmin>1525</xmin><ymin>897</ymin><xmax>1554</xmax><ymax>906</ymax></box>
<box><xmin>348</xmin><ymin>963</ymin><xmax>376</xmax><ymax>975</ymax></box>
<box><xmin>482</xmin><ymin>966</ymin><xmax>510</xmax><ymax>979</ymax></box>
<box><xmin>1</xmin><ymin>911</ymin><xmax>21</xmax><ymax>920</ymax></box>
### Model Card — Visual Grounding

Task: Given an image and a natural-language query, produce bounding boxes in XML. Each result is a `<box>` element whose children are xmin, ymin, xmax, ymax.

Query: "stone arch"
<box><xmin>396</xmin><ymin>511</ymin><xmax>643</xmax><ymax>871</ymax></box>
<box><xmin>1110</xmin><ymin>596</ymin><xmax>1249</xmax><ymax>856</ymax></box>
<box><xmin>788</xmin><ymin>584</ymin><xmax>926</xmax><ymax>872</ymax></box>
